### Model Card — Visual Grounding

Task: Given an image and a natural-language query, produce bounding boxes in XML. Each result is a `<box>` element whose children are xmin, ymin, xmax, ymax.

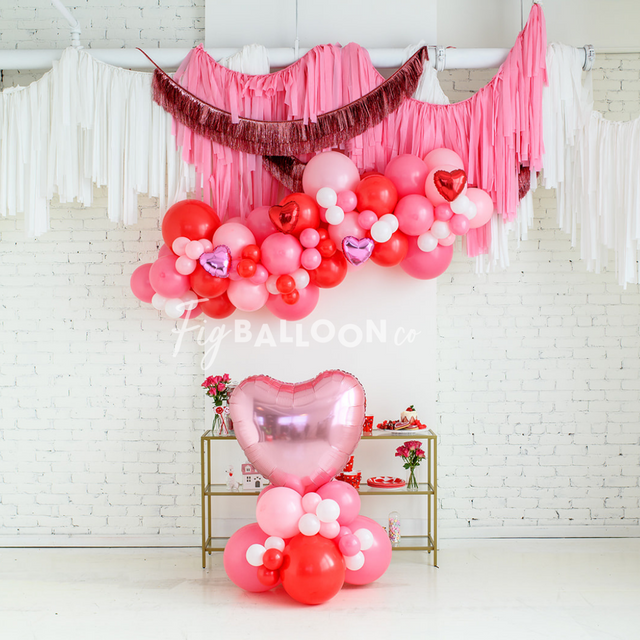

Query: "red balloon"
<box><xmin>241</xmin><ymin>244</ymin><xmax>261</xmax><ymax>263</ymax></box>
<box><xmin>309</xmin><ymin>252</ymin><xmax>348</xmax><ymax>289</ymax></box>
<box><xmin>278</xmin><ymin>193</ymin><xmax>320</xmax><ymax>237</ymax></box>
<box><xmin>161</xmin><ymin>199</ymin><xmax>221</xmax><ymax>247</ymax></box>
<box><xmin>200</xmin><ymin>293</ymin><xmax>236</xmax><ymax>319</ymax></box>
<box><xmin>355</xmin><ymin>175</ymin><xmax>398</xmax><ymax>216</ymax></box>
<box><xmin>237</xmin><ymin>258</ymin><xmax>257</xmax><ymax>278</ymax></box>
<box><xmin>317</xmin><ymin>227</ymin><xmax>330</xmax><ymax>241</ymax></box>
<box><xmin>263</xmin><ymin>548</ymin><xmax>284</xmax><ymax>571</ymax></box>
<box><xmin>370</xmin><ymin>230</ymin><xmax>409</xmax><ymax>267</ymax></box>
<box><xmin>276</xmin><ymin>274</ymin><xmax>296</xmax><ymax>294</ymax></box>
<box><xmin>281</xmin><ymin>289</ymin><xmax>300</xmax><ymax>305</ymax></box>
<box><xmin>256</xmin><ymin>566</ymin><xmax>280</xmax><ymax>588</ymax></box>
<box><xmin>189</xmin><ymin>263</ymin><xmax>229</xmax><ymax>299</ymax></box>
<box><xmin>317</xmin><ymin>237</ymin><xmax>337</xmax><ymax>258</ymax></box>
<box><xmin>280</xmin><ymin>534</ymin><xmax>346</xmax><ymax>605</ymax></box>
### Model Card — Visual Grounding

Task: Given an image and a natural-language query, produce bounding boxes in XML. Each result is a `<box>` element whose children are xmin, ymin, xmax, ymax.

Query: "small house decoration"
<box><xmin>241</xmin><ymin>462</ymin><xmax>269</xmax><ymax>491</ymax></box>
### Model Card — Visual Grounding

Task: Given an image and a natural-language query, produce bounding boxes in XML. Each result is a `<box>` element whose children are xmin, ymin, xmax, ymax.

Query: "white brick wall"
<box><xmin>1</xmin><ymin>4</ymin><xmax>639</xmax><ymax>540</ymax></box>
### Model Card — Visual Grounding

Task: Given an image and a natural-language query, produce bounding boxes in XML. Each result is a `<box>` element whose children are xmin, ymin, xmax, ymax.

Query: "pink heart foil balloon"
<box><xmin>230</xmin><ymin>370</ymin><xmax>366</xmax><ymax>495</ymax></box>
<box><xmin>342</xmin><ymin>236</ymin><xmax>374</xmax><ymax>266</ymax></box>
<box><xmin>199</xmin><ymin>244</ymin><xmax>232</xmax><ymax>278</ymax></box>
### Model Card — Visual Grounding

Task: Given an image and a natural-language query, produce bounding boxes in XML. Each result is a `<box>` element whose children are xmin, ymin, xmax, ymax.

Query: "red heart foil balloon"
<box><xmin>433</xmin><ymin>169</ymin><xmax>467</xmax><ymax>202</ymax></box>
<box><xmin>230</xmin><ymin>371</ymin><xmax>366</xmax><ymax>494</ymax></box>
<box><xmin>269</xmin><ymin>201</ymin><xmax>300</xmax><ymax>234</ymax></box>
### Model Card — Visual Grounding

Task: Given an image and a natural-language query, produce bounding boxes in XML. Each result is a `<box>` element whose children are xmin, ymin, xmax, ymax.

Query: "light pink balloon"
<box><xmin>212</xmin><ymin>222</ymin><xmax>256</xmax><ymax>260</ymax></box>
<box><xmin>336</xmin><ymin>190</ymin><xmax>358</xmax><ymax>213</ymax></box>
<box><xmin>439</xmin><ymin>233</ymin><xmax>456</xmax><ymax>246</ymax></box>
<box><xmin>401</xmin><ymin>236</ymin><xmax>454</xmax><ymax>280</ymax></box>
<box><xmin>158</xmin><ymin>244</ymin><xmax>174</xmax><ymax>258</ymax></box>
<box><xmin>316</xmin><ymin>480</ymin><xmax>361</xmax><ymax>526</ymax></box>
<box><xmin>228</xmin><ymin>259</ymin><xmax>242</xmax><ymax>281</ymax></box>
<box><xmin>343</xmin><ymin>515</ymin><xmax>392</xmax><ymax>586</ymax></box>
<box><xmin>227</xmin><ymin>280</ymin><xmax>268</xmax><ymax>312</ymax></box>
<box><xmin>200</xmin><ymin>239</ymin><xmax>214</xmax><ymax>252</ymax></box>
<box><xmin>130</xmin><ymin>263</ymin><xmax>155</xmax><ymax>303</ymax></box>
<box><xmin>230</xmin><ymin>371</ymin><xmax>366</xmax><ymax>494</ymax></box>
<box><xmin>423</xmin><ymin>147</ymin><xmax>464</xmax><ymax>174</ymax></box>
<box><xmin>225</xmin><ymin>216</ymin><xmax>244</xmax><ymax>225</ymax></box>
<box><xmin>246</xmin><ymin>206</ymin><xmax>278</xmax><ymax>245</ymax></box>
<box><xmin>328</xmin><ymin>212</ymin><xmax>366</xmax><ymax>248</ymax></box>
<box><xmin>256</xmin><ymin>484</ymin><xmax>276</xmax><ymax>505</ymax></box>
<box><xmin>300</xmin><ymin>228</ymin><xmax>320</xmax><ymax>248</ymax></box>
<box><xmin>302</xmin><ymin>492</ymin><xmax>322</xmax><ymax>514</ymax></box>
<box><xmin>384</xmin><ymin>154</ymin><xmax>430</xmax><ymax>199</ymax></box>
<box><xmin>148</xmin><ymin>255</ymin><xmax>190</xmax><ymax>298</ymax></box>
<box><xmin>302</xmin><ymin>151</ymin><xmax>361</xmax><ymax>199</ymax></box>
<box><xmin>249</xmin><ymin>264</ymin><xmax>269</xmax><ymax>285</ymax></box>
<box><xmin>223</xmin><ymin>523</ymin><xmax>277</xmax><ymax>593</ymax></box>
<box><xmin>449</xmin><ymin>213</ymin><xmax>470</xmax><ymax>236</ymax></box>
<box><xmin>394</xmin><ymin>194</ymin><xmax>435</xmax><ymax>236</ymax></box>
<box><xmin>261</xmin><ymin>233</ymin><xmax>303</xmax><ymax>276</ymax></box>
<box><xmin>256</xmin><ymin>487</ymin><xmax>305</xmax><ymax>539</ymax></box>
<box><xmin>357</xmin><ymin>210</ymin><xmax>378</xmax><ymax>231</ymax></box>
<box><xmin>266</xmin><ymin>284</ymin><xmax>320</xmax><ymax>321</ymax></box>
<box><xmin>425</xmin><ymin>164</ymin><xmax>467</xmax><ymax>207</ymax></box>
<box><xmin>185</xmin><ymin>240</ymin><xmax>205</xmax><ymax>260</ymax></box>
<box><xmin>175</xmin><ymin>255</ymin><xmax>197</xmax><ymax>275</ymax></box>
<box><xmin>466</xmin><ymin>188</ymin><xmax>495</xmax><ymax>229</ymax></box>
<box><xmin>301</xmin><ymin>248</ymin><xmax>322</xmax><ymax>270</ymax></box>
<box><xmin>319</xmin><ymin>520</ymin><xmax>341</xmax><ymax>539</ymax></box>
<box><xmin>171</xmin><ymin>236</ymin><xmax>190</xmax><ymax>256</ymax></box>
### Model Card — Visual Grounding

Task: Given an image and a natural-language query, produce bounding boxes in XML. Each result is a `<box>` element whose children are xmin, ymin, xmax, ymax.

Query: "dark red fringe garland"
<box><xmin>518</xmin><ymin>165</ymin><xmax>531</xmax><ymax>201</ymax></box>
<box><xmin>262</xmin><ymin>156</ymin><xmax>306</xmax><ymax>193</ymax></box>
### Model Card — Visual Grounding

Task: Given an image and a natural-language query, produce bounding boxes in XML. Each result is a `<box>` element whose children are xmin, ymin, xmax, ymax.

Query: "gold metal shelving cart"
<box><xmin>201</xmin><ymin>429</ymin><xmax>437</xmax><ymax>568</ymax></box>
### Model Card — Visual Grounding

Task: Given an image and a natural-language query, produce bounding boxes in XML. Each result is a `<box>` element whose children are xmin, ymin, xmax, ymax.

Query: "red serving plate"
<box><xmin>367</xmin><ymin>476</ymin><xmax>406</xmax><ymax>489</ymax></box>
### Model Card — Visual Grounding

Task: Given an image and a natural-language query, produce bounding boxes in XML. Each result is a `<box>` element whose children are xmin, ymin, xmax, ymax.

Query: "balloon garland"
<box><xmin>130</xmin><ymin>149</ymin><xmax>496</xmax><ymax>321</ymax></box>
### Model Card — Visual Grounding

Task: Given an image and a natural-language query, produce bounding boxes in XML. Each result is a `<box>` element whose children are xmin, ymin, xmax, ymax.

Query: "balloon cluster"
<box><xmin>130</xmin><ymin>148</ymin><xmax>495</xmax><ymax>321</ymax></box>
<box><xmin>224</xmin><ymin>480</ymin><xmax>392</xmax><ymax>605</ymax></box>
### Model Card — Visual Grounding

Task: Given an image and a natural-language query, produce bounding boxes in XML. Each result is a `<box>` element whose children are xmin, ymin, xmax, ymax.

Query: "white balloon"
<box><xmin>292</xmin><ymin>268</ymin><xmax>310</xmax><ymax>290</ymax></box>
<box><xmin>152</xmin><ymin>294</ymin><xmax>167</xmax><ymax>310</ymax></box>
<box><xmin>461</xmin><ymin>200</ymin><xmax>477</xmax><ymax>220</ymax></box>
<box><xmin>181</xmin><ymin>290</ymin><xmax>198</xmax><ymax>311</ymax></box>
<box><xmin>298</xmin><ymin>513</ymin><xmax>321</xmax><ymax>536</ymax></box>
<box><xmin>245</xmin><ymin>543</ymin><xmax>266</xmax><ymax>567</ymax></box>
<box><xmin>344</xmin><ymin>551</ymin><xmax>365</xmax><ymax>571</ymax></box>
<box><xmin>164</xmin><ymin>298</ymin><xmax>185</xmax><ymax>319</ymax></box>
<box><xmin>417</xmin><ymin>232</ymin><xmax>438</xmax><ymax>252</ymax></box>
<box><xmin>371</xmin><ymin>221</ymin><xmax>392</xmax><ymax>243</ymax></box>
<box><xmin>379</xmin><ymin>213</ymin><xmax>399</xmax><ymax>233</ymax></box>
<box><xmin>450</xmin><ymin>194</ymin><xmax>470</xmax><ymax>215</ymax></box>
<box><xmin>354</xmin><ymin>528</ymin><xmax>374</xmax><ymax>551</ymax></box>
<box><xmin>316</xmin><ymin>499</ymin><xmax>340</xmax><ymax>523</ymax></box>
<box><xmin>430</xmin><ymin>220</ymin><xmax>451</xmax><ymax>240</ymax></box>
<box><xmin>325</xmin><ymin>205</ymin><xmax>345</xmax><ymax>225</ymax></box>
<box><xmin>316</xmin><ymin>187</ymin><xmax>338</xmax><ymax>208</ymax></box>
<box><xmin>264</xmin><ymin>536</ymin><xmax>285</xmax><ymax>551</ymax></box>
<box><xmin>265</xmin><ymin>275</ymin><xmax>280</xmax><ymax>295</ymax></box>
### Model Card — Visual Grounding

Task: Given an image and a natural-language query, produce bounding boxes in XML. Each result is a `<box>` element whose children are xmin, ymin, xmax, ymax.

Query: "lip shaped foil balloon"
<box><xmin>230</xmin><ymin>370</ymin><xmax>366</xmax><ymax>495</ymax></box>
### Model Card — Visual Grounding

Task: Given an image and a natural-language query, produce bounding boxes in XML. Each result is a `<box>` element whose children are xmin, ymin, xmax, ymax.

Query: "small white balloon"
<box><xmin>265</xmin><ymin>275</ymin><xmax>280</xmax><ymax>295</ymax></box>
<box><xmin>319</xmin><ymin>520</ymin><xmax>341</xmax><ymax>539</ymax></box>
<box><xmin>292</xmin><ymin>268</ymin><xmax>310</xmax><ymax>290</ymax></box>
<box><xmin>461</xmin><ymin>200</ymin><xmax>477</xmax><ymax>220</ymax></box>
<box><xmin>164</xmin><ymin>298</ymin><xmax>185</xmax><ymax>319</ymax></box>
<box><xmin>450</xmin><ymin>194</ymin><xmax>470</xmax><ymax>215</ymax></box>
<box><xmin>152</xmin><ymin>293</ymin><xmax>167</xmax><ymax>310</ymax></box>
<box><xmin>245</xmin><ymin>543</ymin><xmax>266</xmax><ymax>567</ymax></box>
<box><xmin>316</xmin><ymin>187</ymin><xmax>338</xmax><ymax>208</ymax></box>
<box><xmin>298</xmin><ymin>513</ymin><xmax>321</xmax><ymax>536</ymax></box>
<box><xmin>417</xmin><ymin>232</ymin><xmax>438</xmax><ymax>253</ymax></box>
<box><xmin>379</xmin><ymin>213</ymin><xmax>399</xmax><ymax>233</ymax></box>
<box><xmin>316</xmin><ymin>499</ymin><xmax>340</xmax><ymax>523</ymax></box>
<box><xmin>180</xmin><ymin>290</ymin><xmax>198</xmax><ymax>311</ymax></box>
<box><xmin>371</xmin><ymin>221</ymin><xmax>392</xmax><ymax>243</ymax></box>
<box><xmin>344</xmin><ymin>551</ymin><xmax>365</xmax><ymax>571</ymax></box>
<box><xmin>430</xmin><ymin>220</ymin><xmax>451</xmax><ymax>240</ymax></box>
<box><xmin>264</xmin><ymin>536</ymin><xmax>285</xmax><ymax>551</ymax></box>
<box><xmin>354</xmin><ymin>528</ymin><xmax>374</xmax><ymax>551</ymax></box>
<box><xmin>325</xmin><ymin>205</ymin><xmax>345</xmax><ymax>225</ymax></box>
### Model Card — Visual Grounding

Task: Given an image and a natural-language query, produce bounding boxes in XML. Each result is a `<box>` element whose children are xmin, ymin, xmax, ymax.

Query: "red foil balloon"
<box><xmin>229</xmin><ymin>370</ymin><xmax>365</xmax><ymax>494</ymax></box>
<box><xmin>161</xmin><ymin>199</ymin><xmax>221</xmax><ymax>248</ymax></box>
<box><xmin>309</xmin><ymin>251</ymin><xmax>348</xmax><ymax>289</ymax></box>
<box><xmin>189</xmin><ymin>263</ymin><xmax>230</xmax><ymax>299</ymax></box>
<box><xmin>370</xmin><ymin>230</ymin><xmax>409</xmax><ymax>267</ymax></box>
<box><xmin>199</xmin><ymin>292</ymin><xmax>236</xmax><ymax>319</ymax></box>
<box><xmin>278</xmin><ymin>193</ymin><xmax>321</xmax><ymax>237</ymax></box>
<box><xmin>355</xmin><ymin>175</ymin><xmax>398</xmax><ymax>215</ymax></box>
<box><xmin>280</xmin><ymin>534</ymin><xmax>346</xmax><ymax>605</ymax></box>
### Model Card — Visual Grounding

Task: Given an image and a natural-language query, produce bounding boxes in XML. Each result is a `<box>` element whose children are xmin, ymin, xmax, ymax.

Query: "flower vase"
<box><xmin>212</xmin><ymin>404</ymin><xmax>229</xmax><ymax>437</ymax></box>
<box><xmin>407</xmin><ymin>467</ymin><xmax>419</xmax><ymax>492</ymax></box>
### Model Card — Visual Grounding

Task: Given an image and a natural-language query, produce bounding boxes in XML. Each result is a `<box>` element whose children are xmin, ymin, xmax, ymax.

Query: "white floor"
<box><xmin>1</xmin><ymin>539</ymin><xmax>640</xmax><ymax>640</ymax></box>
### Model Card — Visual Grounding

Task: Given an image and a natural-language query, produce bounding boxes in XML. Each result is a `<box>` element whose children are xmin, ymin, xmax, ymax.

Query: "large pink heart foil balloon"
<box><xmin>230</xmin><ymin>371</ymin><xmax>366</xmax><ymax>495</ymax></box>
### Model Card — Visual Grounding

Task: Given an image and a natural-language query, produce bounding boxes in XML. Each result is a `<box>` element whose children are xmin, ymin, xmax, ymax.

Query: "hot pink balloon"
<box><xmin>230</xmin><ymin>371</ymin><xmax>366</xmax><ymax>494</ymax></box>
<box><xmin>249</xmin><ymin>264</ymin><xmax>269</xmax><ymax>285</ymax></box>
<box><xmin>246</xmin><ymin>206</ymin><xmax>278</xmax><ymax>245</ymax></box>
<box><xmin>266</xmin><ymin>284</ymin><xmax>320</xmax><ymax>321</ymax></box>
<box><xmin>357</xmin><ymin>210</ymin><xmax>378</xmax><ymax>231</ymax></box>
<box><xmin>425</xmin><ymin>164</ymin><xmax>467</xmax><ymax>207</ymax></box>
<box><xmin>302</xmin><ymin>151</ymin><xmax>361</xmax><ymax>199</ymax></box>
<box><xmin>423</xmin><ymin>147</ymin><xmax>464</xmax><ymax>174</ymax></box>
<box><xmin>343</xmin><ymin>515</ymin><xmax>392</xmax><ymax>586</ymax></box>
<box><xmin>212</xmin><ymin>223</ymin><xmax>256</xmax><ymax>260</ymax></box>
<box><xmin>316</xmin><ymin>480</ymin><xmax>361</xmax><ymax>526</ymax></box>
<box><xmin>401</xmin><ymin>237</ymin><xmax>454</xmax><ymax>280</ymax></box>
<box><xmin>256</xmin><ymin>487</ymin><xmax>305</xmax><ymax>539</ymax></box>
<box><xmin>301</xmin><ymin>247</ymin><xmax>322</xmax><ymax>270</ymax></box>
<box><xmin>384</xmin><ymin>154</ymin><xmax>429</xmax><ymax>199</ymax></box>
<box><xmin>148</xmin><ymin>255</ymin><xmax>190</xmax><ymax>298</ymax></box>
<box><xmin>223</xmin><ymin>523</ymin><xmax>277</xmax><ymax>593</ymax></box>
<box><xmin>260</xmin><ymin>233</ymin><xmax>303</xmax><ymax>276</ymax></box>
<box><xmin>434</xmin><ymin>203</ymin><xmax>453</xmax><ymax>221</ymax></box>
<box><xmin>336</xmin><ymin>190</ymin><xmax>357</xmax><ymax>213</ymax></box>
<box><xmin>300</xmin><ymin>228</ymin><xmax>320</xmax><ymax>248</ymax></box>
<box><xmin>466</xmin><ymin>188</ymin><xmax>495</xmax><ymax>229</ymax></box>
<box><xmin>328</xmin><ymin>212</ymin><xmax>366</xmax><ymax>248</ymax></box>
<box><xmin>130</xmin><ymin>263</ymin><xmax>155</xmax><ymax>303</ymax></box>
<box><xmin>158</xmin><ymin>244</ymin><xmax>174</xmax><ymax>258</ymax></box>
<box><xmin>394</xmin><ymin>194</ymin><xmax>435</xmax><ymax>236</ymax></box>
<box><xmin>227</xmin><ymin>279</ymin><xmax>269</xmax><ymax>312</ymax></box>
<box><xmin>339</xmin><ymin>534</ymin><xmax>361</xmax><ymax>557</ymax></box>
<box><xmin>449</xmin><ymin>213</ymin><xmax>470</xmax><ymax>235</ymax></box>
